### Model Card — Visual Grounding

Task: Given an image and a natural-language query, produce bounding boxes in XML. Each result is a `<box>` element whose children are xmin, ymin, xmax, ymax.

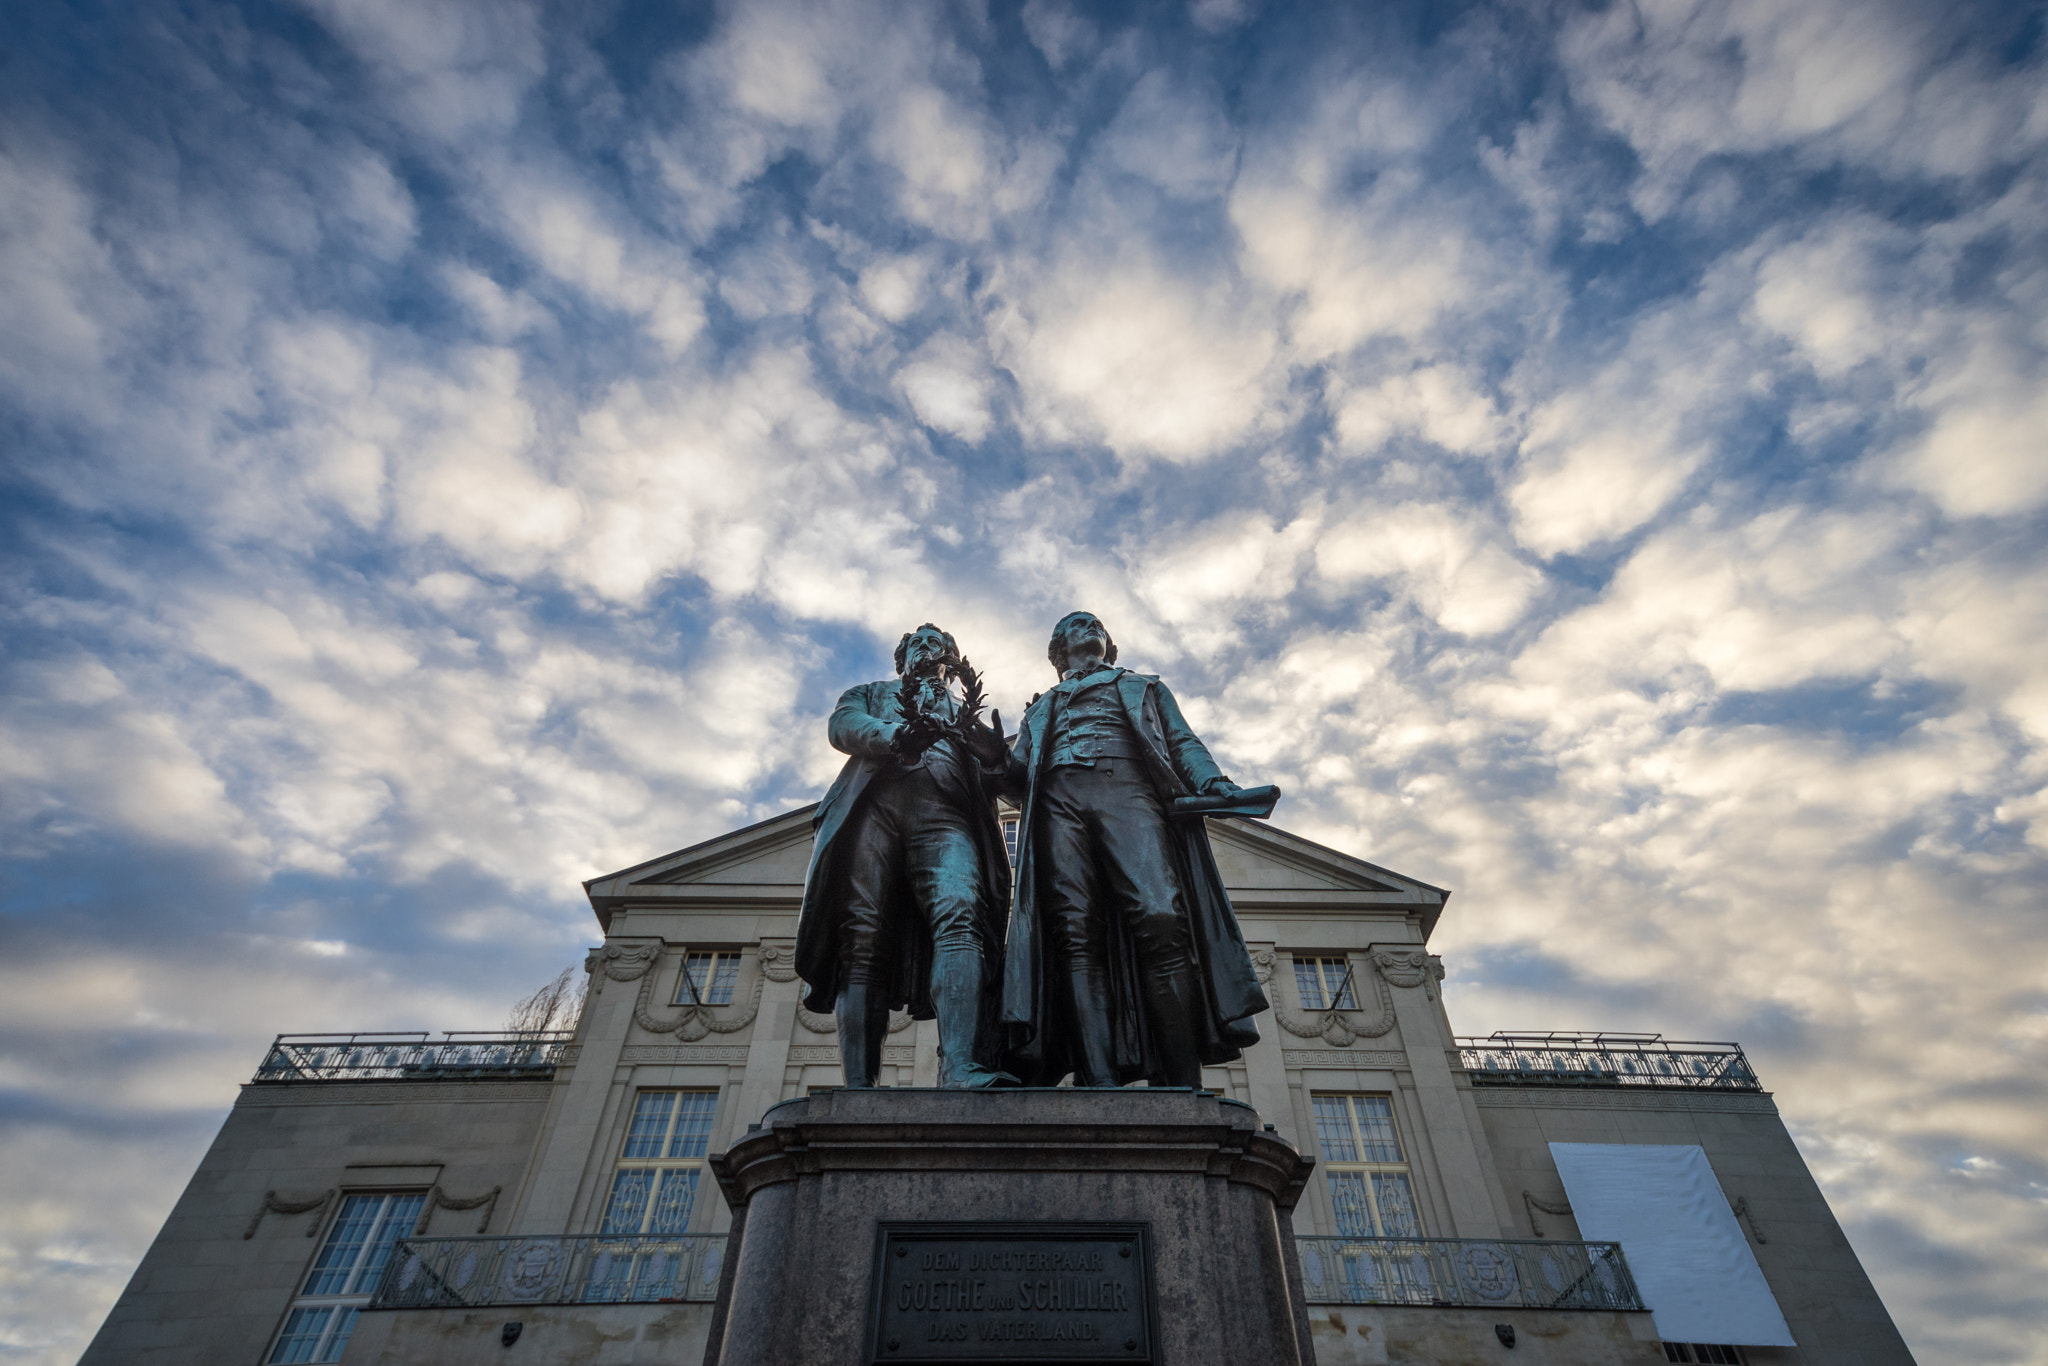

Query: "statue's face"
<box><xmin>1059</xmin><ymin>613</ymin><xmax>1109</xmax><ymax>659</ymax></box>
<box><xmin>902</xmin><ymin>626</ymin><xmax>954</xmax><ymax>675</ymax></box>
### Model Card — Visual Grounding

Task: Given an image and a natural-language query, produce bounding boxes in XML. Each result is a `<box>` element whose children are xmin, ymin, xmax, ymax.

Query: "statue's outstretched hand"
<box><xmin>964</xmin><ymin>708</ymin><xmax>1008</xmax><ymax>766</ymax></box>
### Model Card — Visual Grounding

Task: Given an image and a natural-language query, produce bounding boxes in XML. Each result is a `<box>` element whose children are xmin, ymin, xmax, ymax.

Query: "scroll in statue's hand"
<box><xmin>1171</xmin><ymin>782</ymin><xmax>1282</xmax><ymax>821</ymax></box>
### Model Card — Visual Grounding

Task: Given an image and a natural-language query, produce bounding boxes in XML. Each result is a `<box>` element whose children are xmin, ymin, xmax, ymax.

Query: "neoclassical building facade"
<box><xmin>82</xmin><ymin>806</ymin><xmax>1914</xmax><ymax>1366</ymax></box>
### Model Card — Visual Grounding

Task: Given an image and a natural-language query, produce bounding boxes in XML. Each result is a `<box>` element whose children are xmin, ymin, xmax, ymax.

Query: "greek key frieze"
<box><xmin>1470</xmin><ymin>1088</ymin><xmax>1779</xmax><ymax>1113</ymax></box>
<box><xmin>783</xmin><ymin>1044</ymin><xmax>915</xmax><ymax>1066</ymax></box>
<box><xmin>619</xmin><ymin>1045</ymin><xmax>751</xmax><ymax>1064</ymax></box>
<box><xmin>1281</xmin><ymin>1049</ymin><xmax>1408</xmax><ymax>1069</ymax></box>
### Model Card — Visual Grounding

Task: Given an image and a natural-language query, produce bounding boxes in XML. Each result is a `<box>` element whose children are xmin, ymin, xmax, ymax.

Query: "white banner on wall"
<box><xmin>1549</xmin><ymin>1142</ymin><xmax>1796</xmax><ymax>1347</ymax></box>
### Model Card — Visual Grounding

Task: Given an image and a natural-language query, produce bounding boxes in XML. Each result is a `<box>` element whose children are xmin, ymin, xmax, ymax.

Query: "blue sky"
<box><xmin>4</xmin><ymin>1</ymin><xmax>2047</xmax><ymax>1360</ymax></box>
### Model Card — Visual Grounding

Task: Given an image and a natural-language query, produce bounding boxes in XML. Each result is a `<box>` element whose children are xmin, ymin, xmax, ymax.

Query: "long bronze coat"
<box><xmin>998</xmin><ymin>668</ymin><xmax>1269</xmax><ymax>1085</ymax></box>
<box><xmin>794</xmin><ymin>680</ymin><xmax>1013</xmax><ymax>1015</ymax></box>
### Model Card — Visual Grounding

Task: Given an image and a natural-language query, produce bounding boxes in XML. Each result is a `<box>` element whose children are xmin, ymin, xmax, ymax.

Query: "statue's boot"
<box><xmin>835</xmin><ymin>983</ymin><xmax>890</xmax><ymax>1088</ymax></box>
<box><xmin>1064</xmin><ymin>964</ymin><xmax>1120</xmax><ymax>1087</ymax></box>
<box><xmin>1141</xmin><ymin>964</ymin><xmax>1205</xmax><ymax>1089</ymax></box>
<box><xmin>930</xmin><ymin>948</ymin><xmax>1019</xmax><ymax>1089</ymax></box>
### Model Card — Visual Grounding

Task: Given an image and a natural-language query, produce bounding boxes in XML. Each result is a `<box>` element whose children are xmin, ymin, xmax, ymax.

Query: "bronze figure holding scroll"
<box><xmin>999</xmin><ymin>611</ymin><xmax>1278</xmax><ymax>1087</ymax></box>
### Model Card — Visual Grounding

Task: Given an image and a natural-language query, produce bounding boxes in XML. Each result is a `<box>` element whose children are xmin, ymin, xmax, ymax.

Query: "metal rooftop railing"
<box><xmin>372</xmin><ymin>1234</ymin><xmax>726</xmax><ymax>1309</ymax></box>
<box><xmin>251</xmin><ymin>1032</ymin><xmax>574</xmax><ymax>1083</ymax></box>
<box><xmin>1295</xmin><ymin>1235</ymin><xmax>1643</xmax><ymax>1310</ymax></box>
<box><xmin>1455</xmin><ymin>1032</ymin><xmax>1762</xmax><ymax>1092</ymax></box>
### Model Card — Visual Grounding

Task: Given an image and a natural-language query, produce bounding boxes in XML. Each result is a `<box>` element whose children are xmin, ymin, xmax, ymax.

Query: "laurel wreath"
<box><xmin>895</xmin><ymin>654</ymin><xmax>989</xmax><ymax>757</ymax></box>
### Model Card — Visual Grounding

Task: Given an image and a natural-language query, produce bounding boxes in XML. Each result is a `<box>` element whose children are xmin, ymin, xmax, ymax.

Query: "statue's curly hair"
<box><xmin>1047</xmin><ymin>611</ymin><xmax>1117</xmax><ymax>674</ymax></box>
<box><xmin>893</xmin><ymin>623</ymin><xmax>958</xmax><ymax>676</ymax></box>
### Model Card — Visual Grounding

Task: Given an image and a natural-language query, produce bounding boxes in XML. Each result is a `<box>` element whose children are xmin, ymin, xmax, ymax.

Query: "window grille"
<box><xmin>600</xmin><ymin>1090</ymin><xmax>719</xmax><ymax>1237</ymax></box>
<box><xmin>675</xmin><ymin>952</ymin><xmax>741</xmax><ymax>1006</ymax></box>
<box><xmin>1295</xmin><ymin>957</ymin><xmax>1359</xmax><ymax>1010</ymax></box>
<box><xmin>1664</xmin><ymin>1345</ymin><xmax>1746</xmax><ymax>1364</ymax></box>
<box><xmin>1002</xmin><ymin>818</ymin><xmax>1020</xmax><ymax>868</ymax></box>
<box><xmin>267</xmin><ymin>1191</ymin><xmax>425</xmax><ymax>1363</ymax></box>
<box><xmin>1311</xmin><ymin>1094</ymin><xmax>1421</xmax><ymax>1239</ymax></box>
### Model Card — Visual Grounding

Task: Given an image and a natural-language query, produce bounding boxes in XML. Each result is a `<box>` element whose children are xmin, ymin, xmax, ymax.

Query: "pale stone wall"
<box><xmin>1474</xmin><ymin>1088</ymin><xmax>1916</xmax><ymax>1366</ymax></box>
<box><xmin>507</xmin><ymin>917</ymin><xmax>809</xmax><ymax>1239</ymax></box>
<box><xmin>1309</xmin><ymin>1305</ymin><xmax>1663</xmax><ymax>1365</ymax></box>
<box><xmin>79</xmin><ymin>1079</ymin><xmax>551</xmax><ymax>1366</ymax></box>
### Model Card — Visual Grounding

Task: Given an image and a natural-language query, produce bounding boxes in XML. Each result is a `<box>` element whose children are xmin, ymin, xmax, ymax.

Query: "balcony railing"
<box><xmin>1295</xmin><ymin>1236</ymin><xmax>1643</xmax><ymax>1311</ymax></box>
<box><xmin>251</xmin><ymin>1032</ymin><xmax>574</xmax><ymax>1083</ymax></box>
<box><xmin>370</xmin><ymin>1234</ymin><xmax>726</xmax><ymax>1309</ymax></box>
<box><xmin>1456</xmin><ymin>1032</ymin><xmax>1761</xmax><ymax>1091</ymax></box>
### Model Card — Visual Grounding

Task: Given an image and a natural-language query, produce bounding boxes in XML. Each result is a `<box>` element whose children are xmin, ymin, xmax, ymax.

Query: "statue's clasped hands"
<box><xmin>889</xmin><ymin>712</ymin><xmax>944</xmax><ymax>760</ymax></box>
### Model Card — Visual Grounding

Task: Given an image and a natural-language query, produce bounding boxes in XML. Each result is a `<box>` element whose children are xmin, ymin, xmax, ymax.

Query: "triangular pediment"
<box><xmin>1206</xmin><ymin>821</ymin><xmax>1402</xmax><ymax>893</ymax></box>
<box><xmin>582</xmin><ymin>806</ymin><xmax>820</xmax><ymax>929</ymax></box>
<box><xmin>583</xmin><ymin>804</ymin><xmax>1449</xmax><ymax>937</ymax></box>
<box><xmin>1202</xmin><ymin>819</ymin><xmax>1449</xmax><ymax>935</ymax></box>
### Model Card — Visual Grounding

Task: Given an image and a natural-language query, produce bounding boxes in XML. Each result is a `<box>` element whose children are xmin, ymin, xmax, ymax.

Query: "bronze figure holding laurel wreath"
<box><xmin>795</xmin><ymin>624</ymin><xmax>1017</xmax><ymax>1088</ymax></box>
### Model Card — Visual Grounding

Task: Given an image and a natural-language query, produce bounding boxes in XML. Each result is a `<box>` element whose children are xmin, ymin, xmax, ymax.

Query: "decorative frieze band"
<box><xmin>620</xmin><ymin>1045</ymin><xmax>751</xmax><ymax>1064</ymax></box>
<box><xmin>784</xmin><ymin>1044</ymin><xmax>915</xmax><ymax>1066</ymax></box>
<box><xmin>1281</xmin><ymin>1049</ymin><xmax>1409</xmax><ymax>1069</ymax></box>
<box><xmin>1470</xmin><ymin>1088</ymin><xmax>1779</xmax><ymax>1114</ymax></box>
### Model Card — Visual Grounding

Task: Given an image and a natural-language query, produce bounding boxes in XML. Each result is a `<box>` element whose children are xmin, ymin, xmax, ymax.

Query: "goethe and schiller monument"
<box><xmin>83</xmin><ymin>613</ymin><xmax>1916</xmax><ymax>1366</ymax></box>
<box><xmin>799</xmin><ymin>612</ymin><xmax>1279</xmax><ymax>1096</ymax></box>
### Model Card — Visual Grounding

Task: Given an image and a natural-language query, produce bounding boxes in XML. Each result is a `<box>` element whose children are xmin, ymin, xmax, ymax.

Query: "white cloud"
<box><xmin>1232</xmin><ymin>170</ymin><xmax>1479</xmax><ymax>360</ymax></box>
<box><xmin>1888</xmin><ymin>340</ymin><xmax>2048</xmax><ymax>518</ymax></box>
<box><xmin>897</xmin><ymin>335</ymin><xmax>996</xmax><ymax>441</ymax></box>
<box><xmin>0</xmin><ymin>658</ymin><xmax>254</xmax><ymax>858</ymax></box>
<box><xmin>1559</xmin><ymin>0</ymin><xmax>2047</xmax><ymax>217</ymax></box>
<box><xmin>329</xmin><ymin>146</ymin><xmax>418</xmax><ymax>261</ymax></box>
<box><xmin>1506</xmin><ymin>287</ymin><xmax>1758</xmax><ymax>557</ymax></box>
<box><xmin>996</xmin><ymin>252</ymin><xmax>1282</xmax><ymax>462</ymax></box>
<box><xmin>870</xmin><ymin>85</ymin><xmax>998</xmax><ymax>234</ymax></box>
<box><xmin>298</xmin><ymin>0</ymin><xmax>547</xmax><ymax>144</ymax></box>
<box><xmin>443</xmin><ymin>264</ymin><xmax>550</xmax><ymax>342</ymax></box>
<box><xmin>857</xmin><ymin>254</ymin><xmax>930</xmax><ymax>323</ymax></box>
<box><xmin>1318</xmin><ymin>504</ymin><xmax>1542</xmax><ymax>637</ymax></box>
<box><xmin>1020</xmin><ymin>0</ymin><xmax>1095</xmax><ymax>71</ymax></box>
<box><xmin>1131</xmin><ymin>513</ymin><xmax>1316</xmax><ymax>644</ymax></box>
<box><xmin>1096</xmin><ymin>71</ymin><xmax>1238</xmax><ymax>202</ymax></box>
<box><xmin>0</xmin><ymin>149</ymin><xmax>130</xmax><ymax>415</ymax></box>
<box><xmin>1332</xmin><ymin>364</ymin><xmax>1512</xmax><ymax>457</ymax></box>
<box><xmin>1744</xmin><ymin>208</ymin><xmax>2048</xmax><ymax>521</ymax></box>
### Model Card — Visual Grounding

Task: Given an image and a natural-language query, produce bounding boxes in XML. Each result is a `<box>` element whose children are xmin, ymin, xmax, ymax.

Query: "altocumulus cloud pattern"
<box><xmin>2</xmin><ymin>2</ymin><xmax>2046</xmax><ymax>1361</ymax></box>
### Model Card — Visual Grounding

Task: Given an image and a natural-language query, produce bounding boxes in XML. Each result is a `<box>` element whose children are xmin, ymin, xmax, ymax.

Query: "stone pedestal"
<box><xmin>702</xmin><ymin>1089</ymin><xmax>1316</xmax><ymax>1366</ymax></box>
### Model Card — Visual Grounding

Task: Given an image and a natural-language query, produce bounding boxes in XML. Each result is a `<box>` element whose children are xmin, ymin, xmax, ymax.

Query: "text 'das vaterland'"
<box><xmin>866</xmin><ymin>1222</ymin><xmax>1159</xmax><ymax>1365</ymax></box>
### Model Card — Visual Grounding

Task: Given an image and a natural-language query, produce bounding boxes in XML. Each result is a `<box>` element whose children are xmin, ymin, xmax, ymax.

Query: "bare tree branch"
<box><xmin>506</xmin><ymin>964</ymin><xmax>587</xmax><ymax>1034</ymax></box>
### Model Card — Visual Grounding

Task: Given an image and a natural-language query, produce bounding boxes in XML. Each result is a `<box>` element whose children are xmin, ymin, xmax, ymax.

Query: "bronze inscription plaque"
<box><xmin>866</xmin><ymin>1222</ymin><xmax>1156</xmax><ymax>1364</ymax></box>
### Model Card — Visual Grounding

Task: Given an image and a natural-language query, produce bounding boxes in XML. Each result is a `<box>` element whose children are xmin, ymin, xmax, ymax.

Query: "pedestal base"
<box><xmin>703</xmin><ymin>1088</ymin><xmax>1316</xmax><ymax>1366</ymax></box>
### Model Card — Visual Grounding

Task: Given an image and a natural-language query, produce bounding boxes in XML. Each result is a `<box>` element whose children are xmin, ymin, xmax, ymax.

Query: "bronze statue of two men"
<box><xmin>796</xmin><ymin>613</ymin><xmax>1277</xmax><ymax>1090</ymax></box>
